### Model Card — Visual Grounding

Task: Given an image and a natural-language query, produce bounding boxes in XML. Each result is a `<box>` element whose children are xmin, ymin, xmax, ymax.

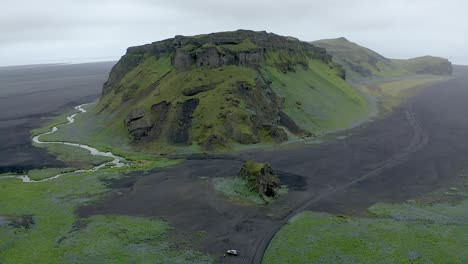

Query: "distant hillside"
<box><xmin>313</xmin><ymin>38</ymin><xmax>452</xmax><ymax>82</ymax></box>
<box><xmin>393</xmin><ymin>56</ymin><xmax>453</xmax><ymax>75</ymax></box>
<box><xmin>90</xmin><ymin>30</ymin><xmax>369</xmax><ymax>152</ymax></box>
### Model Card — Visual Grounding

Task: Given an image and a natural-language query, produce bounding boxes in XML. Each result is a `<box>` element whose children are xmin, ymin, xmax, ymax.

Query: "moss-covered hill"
<box><xmin>93</xmin><ymin>30</ymin><xmax>369</xmax><ymax>152</ymax></box>
<box><xmin>313</xmin><ymin>38</ymin><xmax>453</xmax><ymax>82</ymax></box>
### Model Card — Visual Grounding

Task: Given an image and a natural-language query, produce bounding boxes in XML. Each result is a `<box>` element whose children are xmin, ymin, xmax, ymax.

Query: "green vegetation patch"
<box><xmin>212</xmin><ymin>176</ymin><xmax>287</xmax><ymax>205</ymax></box>
<box><xmin>264</xmin><ymin>59</ymin><xmax>370</xmax><ymax>133</ymax></box>
<box><xmin>264</xmin><ymin>200</ymin><xmax>468</xmax><ymax>264</ymax></box>
<box><xmin>27</xmin><ymin>167</ymin><xmax>76</xmax><ymax>181</ymax></box>
<box><xmin>59</xmin><ymin>215</ymin><xmax>212</xmax><ymax>264</ymax></box>
<box><xmin>212</xmin><ymin>177</ymin><xmax>266</xmax><ymax>205</ymax></box>
<box><xmin>0</xmin><ymin>168</ymin><xmax>211</xmax><ymax>264</ymax></box>
<box><xmin>369</xmin><ymin>199</ymin><xmax>468</xmax><ymax>225</ymax></box>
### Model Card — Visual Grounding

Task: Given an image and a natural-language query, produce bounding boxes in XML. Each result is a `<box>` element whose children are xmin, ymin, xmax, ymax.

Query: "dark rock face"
<box><xmin>182</xmin><ymin>82</ymin><xmax>220</xmax><ymax>96</ymax></box>
<box><xmin>150</xmin><ymin>101</ymin><xmax>171</xmax><ymax>139</ymax></box>
<box><xmin>239</xmin><ymin>160</ymin><xmax>281</xmax><ymax>198</ymax></box>
<box><xmin>169</xmin><ymin>98</ymin><xmax>200</xmax><ymax>145</ymax></box>
<box><xmin>202</xmin><ymin>134</ymin><xmax>227</xmax><ymax>151</ymax></box>
<box><xmin>117</xmin><ymin>30</ymin><xmax>331</xmax><ymax>75</ymax></box>
<box><xmin>125</xmin><ymin>108</ymin><xmax>153</xmax><ymax>140</ymax></box>
<box><xmin>260</xmin><ymin>124</ymin><xmax>288</xmax><ymax>143</ymax></box>
<box><xmin>279</xmin><ymin>111</ymin><xmax>306</xmax><ymax>135</ymax></box>
<box><xmin>173</xmin><ymin>49</ymin><xmax>195</xmax><ymax>71</ymax></box>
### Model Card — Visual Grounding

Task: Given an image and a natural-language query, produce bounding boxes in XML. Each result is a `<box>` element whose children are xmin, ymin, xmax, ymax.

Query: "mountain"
<box><xmin>313</xmin><ymin>38</ymin><xmax>452</xmax><ymax>82</ymax></box>
<box><xmin>93</xmin><ymin>30</ymin><xmax>369</xmax><ymax>152</ymax></box>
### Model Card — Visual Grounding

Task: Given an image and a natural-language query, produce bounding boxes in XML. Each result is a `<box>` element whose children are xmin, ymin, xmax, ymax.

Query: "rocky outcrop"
<box><xmin>239</xmin><ymin>160</ymin><xmax>281</xmax><ymax>198</ymax></box>
<box><xmin>150</xmin><ymin>101</ymin><xmax>171</xmax><ymax>139</ymax></box>
<box><xmin>168</xmin><ymin>99</ymin><xmax>200</xmax><ymax>145</ymax></box>
<box><xmin>182</xmin><ymin>82</ymin><xmax>220</xmax><ymax>96</ymax></box>
<box><xmin>125</xmin><ymin>108</ymin><xmax>153</xmax><ymax>140</ymax></box>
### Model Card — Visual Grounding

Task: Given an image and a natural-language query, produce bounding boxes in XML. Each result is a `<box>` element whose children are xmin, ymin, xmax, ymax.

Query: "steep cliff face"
<box><xmin>95</xmin><ymin>30</ymin><xmax>369</xmax><ymax>152</ymax></box>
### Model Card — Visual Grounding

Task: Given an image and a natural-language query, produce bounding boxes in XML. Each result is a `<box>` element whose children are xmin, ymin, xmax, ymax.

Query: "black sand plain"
<box><xmin>0</xmin><ymin>62</ymin><xmax>115</xmax><ymax>173</ymax></box>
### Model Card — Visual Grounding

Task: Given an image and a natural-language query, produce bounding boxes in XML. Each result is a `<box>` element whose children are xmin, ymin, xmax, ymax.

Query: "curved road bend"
<box><xmin>251</xmin><ymin>100</ymin><xmax>428</xmax><ymax>264</ymax></box>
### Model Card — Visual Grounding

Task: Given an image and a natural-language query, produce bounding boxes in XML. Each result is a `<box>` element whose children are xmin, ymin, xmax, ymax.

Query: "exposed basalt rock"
<box><xmin>106</xmin><ymin>30</ymin><xmax>332</xmax><ymax>81</ymax></box>
<box><xmin>260</xmin><ymin>124</ymin><xmax>288</xmax><ymax>143</ymax></box>
<box><xmin>345</xmin><ymin>59</ymin><xmax>372</xmax><ymax>77</ymax></box>
<box><xmin>150</xmin><ymin>101</ymin><xmax>171</xmax><ymax>139</ymax></box>
<box><xmin>169</xmin><ymin>99</ymin><xmax>199</xmax><ymax>145</ymax></box>
<box><xmin>125</xmin><ymin>108</ymin><xmax>153</xmax><ymax>140</ymax></box>
<box><xmin>202</xmin><ymin>134</ymin><xmax>228</xmax><ymax>151</ymax></box>
<box><xmin>173</xmin><ymin>48</ymin><xmax>195</xmax><ymax>71</ymax></box>
<box><xmin>279</xmin><ymin>111</ymin><xmax>306</xmax><ymax>135</ymax></box>
<box><xmin>125</xmin><ymin>108</ymin><xmax>145</xmax><ymax>124</ymax></box>
<box><xmin>239</xmin><ymin>160</ymin><xmax>281</xmax><ymax>198</ymax></box>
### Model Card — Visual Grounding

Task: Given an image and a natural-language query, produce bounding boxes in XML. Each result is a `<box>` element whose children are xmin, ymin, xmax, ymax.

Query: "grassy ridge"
<box><xmin>264</xmin><ymin>59</ymin><xmax>369</xmax><ymax>133</ymax></box>
<box><xmin>313</xmin><ymin>38</ymin><xmax>408</xmax><ymax>82</ymax></box>
<box><xmin>313</xmin><ymin>38</ymin><xmax>452</xmax><ymax>83</ymax></box>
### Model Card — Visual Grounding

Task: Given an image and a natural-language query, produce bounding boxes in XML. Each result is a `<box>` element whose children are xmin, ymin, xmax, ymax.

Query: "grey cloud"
<box><xmin>0</xmin><ymin>0</ymin><xmax>467</xmax><ymax>66</ymax></box>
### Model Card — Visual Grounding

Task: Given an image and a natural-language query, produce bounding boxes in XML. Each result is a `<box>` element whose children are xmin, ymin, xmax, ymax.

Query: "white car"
<box><xmin>226</xmin><ymin>249</ymin><xmax>239</xmax><ymax>256</ymax></box>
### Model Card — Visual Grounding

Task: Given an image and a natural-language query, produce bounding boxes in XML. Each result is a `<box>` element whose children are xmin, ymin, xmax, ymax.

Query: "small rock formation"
<box><xmin>125</xmin><ymin>108</ymin><xmax>153</xmax><ymax>140</ymax></box>
<box><xmin>239</xmin><ymin>160</ymin><xmax>281</xmax><ymax>198</ymax></box>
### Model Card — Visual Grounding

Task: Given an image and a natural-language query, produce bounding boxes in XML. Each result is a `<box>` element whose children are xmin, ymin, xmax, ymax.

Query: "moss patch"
<box><xmin>212</xmin><ymin>176</ymin><xmax>287</xmax><ymax>205</ymax></box>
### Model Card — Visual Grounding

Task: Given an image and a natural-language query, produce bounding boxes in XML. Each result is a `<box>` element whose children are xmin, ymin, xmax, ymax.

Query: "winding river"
<box><xmin>1</xmin><ymin>104</ymin><xmax>126</xmax><ymax>183</ymax></box>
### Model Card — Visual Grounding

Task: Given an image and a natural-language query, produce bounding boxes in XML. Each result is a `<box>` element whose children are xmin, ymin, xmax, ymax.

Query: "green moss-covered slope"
<box><xmin>89</xmin><ymin>30</ymin><xmax>370</xmax><ymax>152</ymax></box>
<box><xmin>313</xmin><ymin>38</ymin><xmax>452</xmax><ymax>82</ymax></box>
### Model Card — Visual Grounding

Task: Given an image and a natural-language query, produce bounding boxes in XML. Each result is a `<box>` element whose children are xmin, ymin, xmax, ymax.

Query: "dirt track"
<box><xmin>79</xmin><ymin>66</ymin><xmax>468</xmax><ymax>263</ymax></box>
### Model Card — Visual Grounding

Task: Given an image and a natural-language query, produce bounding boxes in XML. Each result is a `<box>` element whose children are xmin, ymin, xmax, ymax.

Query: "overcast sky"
<box><xmin>1</xmin><ymin>0</ymin><xmax>467</xmax><ymax>66</ymax></box>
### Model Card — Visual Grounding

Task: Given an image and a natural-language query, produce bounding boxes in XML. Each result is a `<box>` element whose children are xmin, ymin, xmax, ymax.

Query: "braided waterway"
<box><xmin>1</xmin><ymin>104</ymin><xmax>126</xmax><ymax>183</ymax></box>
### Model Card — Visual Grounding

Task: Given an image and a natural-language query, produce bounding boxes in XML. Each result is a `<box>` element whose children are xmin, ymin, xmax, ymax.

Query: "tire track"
<box><xmin>251</xmin><ymin>101</ymin><xmax>428</xmax><ymax>264</ymax></box>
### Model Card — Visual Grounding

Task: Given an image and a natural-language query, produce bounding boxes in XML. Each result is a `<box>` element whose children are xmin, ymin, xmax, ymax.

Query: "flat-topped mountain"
<box><xmin>94</xmin><ymin>30</ymin><xmax>369</xmax><ymax>152</ymax></box>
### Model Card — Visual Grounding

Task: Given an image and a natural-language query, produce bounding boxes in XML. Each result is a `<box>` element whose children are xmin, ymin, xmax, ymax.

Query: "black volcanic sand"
<box><xmin>0</xmin><ymin>62</ymin><xmax>115</xmax><ymax>173</ymax></box>
<box><xmin>78</xmin><ymin>66</ymin><xmax>468</xmax><ymax>263</ymax></box>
